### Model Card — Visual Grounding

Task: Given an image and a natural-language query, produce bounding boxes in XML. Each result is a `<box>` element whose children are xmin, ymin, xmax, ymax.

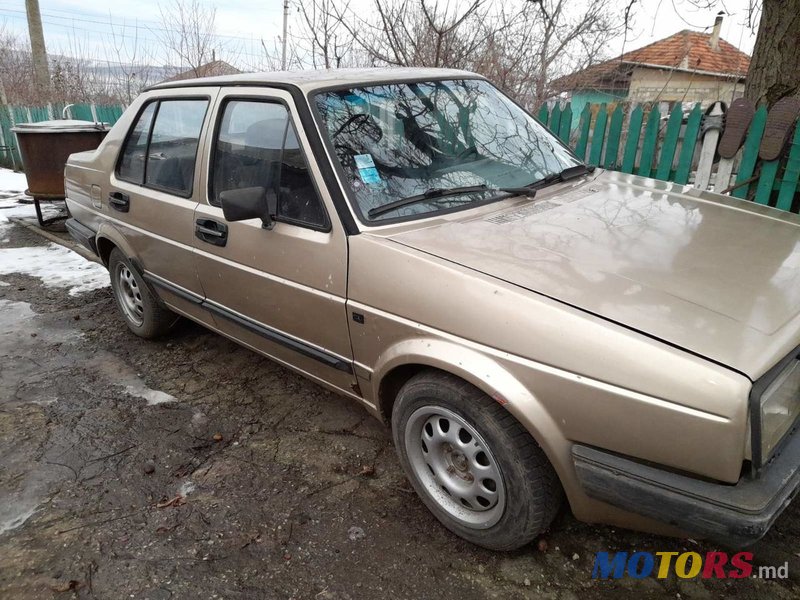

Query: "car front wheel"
<box><xmin>392</xmin><ymin>370</ymin><xmax>562</xmax><ymax>550</ymax></box>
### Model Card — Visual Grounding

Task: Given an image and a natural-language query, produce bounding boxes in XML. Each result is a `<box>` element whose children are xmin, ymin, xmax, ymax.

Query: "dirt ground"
<box><xmin>0</xmin><ymin>214</ymin><xmax>798</xmax><ymax>600</ymax></box>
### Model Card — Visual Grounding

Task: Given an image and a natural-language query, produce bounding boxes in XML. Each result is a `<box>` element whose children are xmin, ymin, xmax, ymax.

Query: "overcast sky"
<box><xmin>0</xmin><ymin>0</ymin><xmax>759</xmax><ymax>67</ymax></box>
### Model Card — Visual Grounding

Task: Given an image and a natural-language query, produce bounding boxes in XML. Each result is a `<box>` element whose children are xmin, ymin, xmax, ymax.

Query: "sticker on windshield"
<box><xmin>359</xmin><ymin>167</ymin><xmax>382</xmax><ymax>185</ymax></box>
<box><xmin>354</xmin><ymin>154</ymin><xmax>381</xmax><ymax>184</ymax></box>
<box><xmin>354</xmin><ymin>154</ymin><xmax>376</xmax><ymax>169</ymax></box>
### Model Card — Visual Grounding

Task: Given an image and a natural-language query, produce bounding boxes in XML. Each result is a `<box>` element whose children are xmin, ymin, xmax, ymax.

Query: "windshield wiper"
<box><xmin>529</xmin><ymin>164</ymin><xmax>595</xmax><ymax>191</ymax></box>
<box><xmin>367</xmin><ymin>184</ymin><xmax>536</xmax><ymax>218</ymax></box>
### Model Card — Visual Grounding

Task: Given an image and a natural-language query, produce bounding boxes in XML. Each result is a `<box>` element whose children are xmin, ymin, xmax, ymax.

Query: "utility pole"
<box><xmin>281</xmin><ymin>0</ymin><xmax>289</xmax><ymax>70</ymax></box>
<box><xmin>25</xmin><ymin>0</ymin><xmax>50</xmax><ymax>98</ymax></box>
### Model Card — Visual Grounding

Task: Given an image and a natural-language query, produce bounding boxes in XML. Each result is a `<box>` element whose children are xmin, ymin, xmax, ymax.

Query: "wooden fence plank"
<box><xmin>732</xmin><ymin>105</ymin><xmax>768</xmax><ymax>199</ymax></box>
<box><xmin>637</xmin><ymin>105</ymin><xmax>661</xmax><ymax>178</ymax></box>
<box><xmin>754</xmin><ymin>159</ymin><xmax>780</xmax><ymax>204</ymax></box>
<box><xmin>538</xmin><ymin>104</ymin><xmax>549</xmax><ymax>125</ymax></box>
<box><xmin>575</xmin><ymin>104</ymin><xmax>592</xmax><ymax>161</ymax></box>
<box><xmin>549</xmin><ymin>104</ymin><xmax>562</xmax><ymax>135</ymax></box>
<box><xmin>558</xmin><ymin>103</ymin><xmax>572</xmax><ymax>143</ymax></box>
<box><xmin>30</xmin><ymin>106</ymin><xmax>49</xmax><ymax>122</ymax></box>
<box><xmin>655</xmin><ymin>104</ymin><xmax>683</xmax><ymax>180</ymax></box>
<box><xmin>70</xmin><ymin>103</ymin><xmax>94</xmax><ymax>121</ymax></box>
<box><xmin>776</xmin><ymin>122</ymin><xmax>800</xmax><ymax>211</ymax></box>
<box><xmin>621</xmin><ymin>105</ymin><xmax>644</xmax><ymax>173</ymax></box>
<box><xmin>12</xmin><ymin>106</ymin><xmax>28</xmax><ymax>124</ymax></box>
<box><xmin>588</xmin><ymin>103</ymin><xmax>608</xmax><ymax>166</ymax></box>
<box><xmin>675</xmin><ymin>103</ymin><xmax>702</xmax><ymax>185</ymax></box>
<box><xmin>603</xmin><ymin>104</ymin><xmax>624</xmax><ymax>170</ymax></box>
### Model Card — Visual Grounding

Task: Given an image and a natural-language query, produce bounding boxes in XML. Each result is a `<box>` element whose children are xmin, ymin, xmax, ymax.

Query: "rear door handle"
<box><xmin>108</xmin><ymin>191</ymin><xmax>130</xmax><ymax>212</ymax></box>
<box><xmin>195</xmin><ymin>218</ymin><xmax>228</xmax><ymax>247</ymax></box>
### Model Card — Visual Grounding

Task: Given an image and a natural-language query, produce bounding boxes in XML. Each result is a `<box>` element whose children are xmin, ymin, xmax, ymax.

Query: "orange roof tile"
<box><xmin>552</xmin><ymin>30</ymin><xmax>750</xmax><ymax>92</ymax></box>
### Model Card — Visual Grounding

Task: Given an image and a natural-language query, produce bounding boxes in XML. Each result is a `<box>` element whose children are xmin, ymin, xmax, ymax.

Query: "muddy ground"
<box><xmin>0</xmin><ymin>215</ymin><xmax>798</xmax><ymax>600</ymax></box>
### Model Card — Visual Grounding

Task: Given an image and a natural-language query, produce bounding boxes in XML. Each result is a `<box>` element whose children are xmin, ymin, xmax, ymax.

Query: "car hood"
<box><xmin>387</xmin><ymin>170</ymin><xmax>800</xmax><ymax>380</ymax></box>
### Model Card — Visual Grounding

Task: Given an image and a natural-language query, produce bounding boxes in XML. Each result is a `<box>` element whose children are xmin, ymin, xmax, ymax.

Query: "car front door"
<box><xmin>192</xmin><ymin>88</ymin><xmax>356</xmax><ymax>395</ymax></box>
<box><xmin>109</xmin><ymin>88</ymin><xmax>218</xmax><ymax>322</ymax></box>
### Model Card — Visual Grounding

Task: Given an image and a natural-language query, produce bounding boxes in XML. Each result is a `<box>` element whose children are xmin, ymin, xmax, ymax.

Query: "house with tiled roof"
<box><xmin>551</xmin><ymin>15</ymin><xmax>750</xmax><ymax>125</ymax></box>
<box><xmin>160</xmin><ymin>60</ymin><xmax>242</xmax><ymax>84</ymax></box>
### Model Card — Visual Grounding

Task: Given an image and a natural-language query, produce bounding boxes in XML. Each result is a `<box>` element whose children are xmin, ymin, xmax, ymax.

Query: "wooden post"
<box><xmin>25</xmin><ymin>0</ymin><xmax>50</xmax><ymax>98</ymax></box>
<box><xmin>714</xmin><ymin>156</ymin><xmax>736</xmax><ymax>193</ymax></box>
<box><xmin>695</xmin><ymin>102</ymin><xmax>725</xmax><ymax>190</ymax></box>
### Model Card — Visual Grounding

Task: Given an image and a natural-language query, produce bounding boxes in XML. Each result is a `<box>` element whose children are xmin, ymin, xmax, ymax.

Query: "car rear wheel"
<box><xmin>392</xmin><ymin>370</ymin><xmax>562</xmax><ymax>550</ymax></box>
<box><xmin>109</xmin><ymin>248</ymin><xmax>176</xmax><ymax>339</ymax></box>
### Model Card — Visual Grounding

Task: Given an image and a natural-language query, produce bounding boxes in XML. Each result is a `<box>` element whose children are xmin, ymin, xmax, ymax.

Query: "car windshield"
<box><xmin>313</xmin><ymin>78</ymin><xmax>581</xmax><ymax>223</ymax></box>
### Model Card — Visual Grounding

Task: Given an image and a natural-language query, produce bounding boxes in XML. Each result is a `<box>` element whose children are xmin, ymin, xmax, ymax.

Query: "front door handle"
<box><xmin>195</xmin><ymin>218</ymin><xmax>228</xmax><ymax>247</ymax></box>
<box><xmin>108</xmin><ymin>191</ymin><xmax>130</xmax><ymax>212</ymax></box>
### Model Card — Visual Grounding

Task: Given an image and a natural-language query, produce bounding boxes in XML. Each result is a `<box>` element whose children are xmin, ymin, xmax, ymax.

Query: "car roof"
<box><xmin>147</xmin><ymin>67</ymin><xmax>484</xmax><ymax>93</ymax></box>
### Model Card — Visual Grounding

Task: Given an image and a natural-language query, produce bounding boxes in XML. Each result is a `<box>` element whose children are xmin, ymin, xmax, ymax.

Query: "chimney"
<box><xmin>710</xmin><ymin>12</ymin><xmax>723</xmax><ymax>51</ymax></box>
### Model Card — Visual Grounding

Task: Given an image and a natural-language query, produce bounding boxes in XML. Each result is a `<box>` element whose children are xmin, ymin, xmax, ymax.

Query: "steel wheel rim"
<box><xmin>405</xmin><ymin>405</ymin><xmax>506</xmax><ymax>529</ymax></box>
<box><xmin>115</xmin><ymin>263</ymin><xmax>144</xmax><ymax>327</ymax></box>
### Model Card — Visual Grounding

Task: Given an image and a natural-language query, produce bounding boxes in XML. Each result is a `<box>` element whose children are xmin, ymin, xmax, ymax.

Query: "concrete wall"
<box><xmin>627</xmin><ymin>66</ymin><xmax>744</xmax><ymax>105</ymax></box>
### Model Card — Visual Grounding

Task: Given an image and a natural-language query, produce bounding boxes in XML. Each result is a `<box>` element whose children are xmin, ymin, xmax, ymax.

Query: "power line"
<box><xmin>0</xmin><ymin>11</ymin><xmax>277</xmax><ymax>63</ymax></box>
<box><xmin>0</xmin><ymin>7</ymin><xmax>280</xmax><ymax>42</ymax></box>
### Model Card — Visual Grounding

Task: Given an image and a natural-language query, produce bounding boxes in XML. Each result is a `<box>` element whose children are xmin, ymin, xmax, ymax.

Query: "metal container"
<box><xmin>13</xmin><ymin>120</ymin><xmax>108</xmax><ymax>199</ymax></box>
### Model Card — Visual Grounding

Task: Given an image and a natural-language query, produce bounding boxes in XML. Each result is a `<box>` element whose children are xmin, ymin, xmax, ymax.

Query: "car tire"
<box><xmin>392</xmin><ymin>370</ymin><xmax>562</xmax><ymax>551</ymax></box>
<box><xmin>108</xmin><ymin>248</ymin><xmax>176</xmax><ymax>339</ymax></box>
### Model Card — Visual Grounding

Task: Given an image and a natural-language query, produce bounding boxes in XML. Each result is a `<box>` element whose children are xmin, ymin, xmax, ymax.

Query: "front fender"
<box><xmin>370</xmin><ymin>336</ymin><xmax>567</xmax><ymax>474</ymax></box>
<box><xmin>368</xmin><ymin>336</ymin><xmax>684</xmax><ymax>534</ymax></box>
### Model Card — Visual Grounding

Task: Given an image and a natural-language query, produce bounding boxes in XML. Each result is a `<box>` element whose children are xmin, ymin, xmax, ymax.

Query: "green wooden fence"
<box><xmin>538</xmin><ymin>101</ymin><xmax>800</xmax><ymax>214</ymax></box>
<box><xmin>0</xmin><ymin>102</ymin><xmax>126</xmax><ymax>170</ymax></box>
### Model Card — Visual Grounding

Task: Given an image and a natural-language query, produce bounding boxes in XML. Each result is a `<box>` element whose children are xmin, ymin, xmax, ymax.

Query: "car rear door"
<box><xmin>109</xmin><ymin>87</ymin><xmax>218</xmax><ymax>321</ymax></box>
<box><xmin>192</xmin><ymin>87</ymin><xmax>357</xmax><ymax>395</ymax></box>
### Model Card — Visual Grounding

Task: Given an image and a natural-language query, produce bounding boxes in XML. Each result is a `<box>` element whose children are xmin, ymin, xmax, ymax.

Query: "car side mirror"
<box><xmin>219</xmin><ymin>186</ymin><xmax>273</xmax><ymax>229</ymax></box>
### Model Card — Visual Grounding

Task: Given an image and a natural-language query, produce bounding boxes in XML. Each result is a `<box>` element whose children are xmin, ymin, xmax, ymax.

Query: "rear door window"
<box><xmin>117</xmin><ymin>102</ymin><xmax>157</xmax><ymax>184</ymax></box>
<box><xmin>145</xmin><ymin>100</ymin><xmax>208</xmax><ymax>196</ymax></box>
<box><xmin>116</xmin><ymin>98</ymin><xmax>209</xmax><ymax>197</ymax></box>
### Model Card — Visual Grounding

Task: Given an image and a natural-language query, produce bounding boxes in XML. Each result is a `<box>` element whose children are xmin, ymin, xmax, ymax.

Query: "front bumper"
<box><xmin>572</xmin><ymin>428</ymin><xmax>800</xmax><ymax>546</ymax></box>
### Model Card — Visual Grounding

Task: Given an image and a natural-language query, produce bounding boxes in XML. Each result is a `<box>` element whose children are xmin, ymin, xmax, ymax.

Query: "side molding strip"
<box><xmin>144</xmin><ymin>273</ymin><xmax>353</xmax><ymax>374</ymax></box>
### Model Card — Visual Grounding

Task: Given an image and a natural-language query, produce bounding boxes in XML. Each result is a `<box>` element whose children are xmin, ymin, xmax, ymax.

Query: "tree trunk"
<box><xmin>744</xmin><ymin>0</ymin><xmax>800</xmax><ymax>107</ymax></box>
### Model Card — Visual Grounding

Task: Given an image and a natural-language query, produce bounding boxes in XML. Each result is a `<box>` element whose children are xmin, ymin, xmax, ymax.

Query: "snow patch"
<box><xmin>0</xmin><ymin>195</ymin><xmax>65</xmax><ymax>225</ymax></box>
<box><xmin>178</xmin><ymin>480</ymin><xmax>196</xmax><ymax>497</ymax></box>
<box><xmin>0</xmin><ymin>169</ymin><xmax>28</xmax><ymax>193</ymax></box>
<box><xmin>0</xmin><ymin>504</ymin><xmax>39</xmax><ymax>535</ymax></box>
<box><xmin>0</xmin><ymin>243</ymin><xmax>109</xmax><ymax>295</ymax></box>
<box><xmin>0</xmin><ymin>298</ymin><xmax>36</xmax><ymax>324</ymax></box>
<box><xmin>124</xmin><ymin>383</ymin><xmax>176</xmax><ymax>406</ymax></box>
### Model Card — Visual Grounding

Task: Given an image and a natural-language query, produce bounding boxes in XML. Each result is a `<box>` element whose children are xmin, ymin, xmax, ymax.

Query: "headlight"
<box><xmin>760</xmin><ymin>358</ymin><xmax>800</xmax><ymax>461</ymax></box>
